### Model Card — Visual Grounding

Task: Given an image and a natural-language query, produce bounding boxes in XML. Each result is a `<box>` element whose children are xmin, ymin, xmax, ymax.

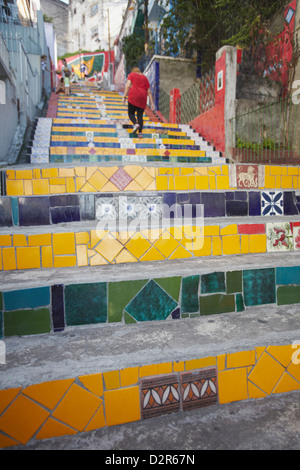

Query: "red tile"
<box><xmin>238</xmin><ymin>224</ymin><xmax>266</xmax><ymax>234</ymax></box>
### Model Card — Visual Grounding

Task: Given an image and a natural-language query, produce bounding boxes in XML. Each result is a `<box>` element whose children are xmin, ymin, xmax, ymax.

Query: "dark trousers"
<box><xmin>128</xmin><ymin>102</ymin><xmax>144</xmax><ymax>132</ymax></box>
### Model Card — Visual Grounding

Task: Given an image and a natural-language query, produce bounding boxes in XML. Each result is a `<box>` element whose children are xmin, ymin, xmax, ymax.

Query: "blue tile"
<box><xmin>50</xmin><ymin>206</ymin><xmax>80</xmax><ymax>224</ymax></box>
<box><xmin>202</xmin><ymin>193</ymin><xmax>225</xmax><ymax>217</ymax></box>
<box><xmin>0</xmin><ymin>197</ymin><xmax>13</xmax><ymax>226</ymax></box>
<box><xmin>4</xmin><ymin>287</ymin><xmax>50</xmax><ymax>311</ymax></box>
<box><xmin>11</xmin><ymin>197</ymin><xmax>19</xmax><ymax>225</ymax></box>
<box><xmin>51</xmin><ymin>285</ymin><xmax>65</xmax><ymax>332</ymax></box>
<box><xmin>276</xmin><ymin>267</ymin><xmax>300</xmax><ymax>285</ymax></box>
<box><xmin>226</xmin><ymin>200</ymin><xmax>248</xmax><ymax>217</ymax></box>
<box><xmin>50</xmin><ymin>195</ymin><xmax>79</xmax><ymax>207</ymax></box>
<box><xmin>249</xmin><ymin>192</ymin><xmax>261</xmax><ymax>216</ymax></box>
<box><xmin>283</xmin><ymin>192</ymin><xmax>298</xmax><ymax>215</ymax></box>
<box><xmin>19</xmin><ymin>197</ymin><xmax>50</xmax><ymax>226</ymax></box>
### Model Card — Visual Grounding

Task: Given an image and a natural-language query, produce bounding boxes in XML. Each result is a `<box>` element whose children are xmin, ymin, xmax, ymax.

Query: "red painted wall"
<box><xmin>190</xmin><ymin>49</ymin><xmax>226</xmax><ymax>153</ymax></box>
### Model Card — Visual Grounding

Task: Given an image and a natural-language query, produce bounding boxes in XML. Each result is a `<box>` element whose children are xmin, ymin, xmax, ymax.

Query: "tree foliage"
<box><xmin>159</xmin><ymin>0</ymin><xmax>287</xmax><ymax>71</ymax></box>
<box><xmin>121</xmin><ymin>33</ymin><xmax>145</xmax><ymax>73</ymax></box>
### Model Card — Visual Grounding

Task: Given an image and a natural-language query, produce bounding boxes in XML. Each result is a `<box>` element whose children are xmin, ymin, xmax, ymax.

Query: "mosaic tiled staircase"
<box><xmin>1</xmin><ymin>82</ymin><xmax>300</xmax><ymax>448</ymax></box>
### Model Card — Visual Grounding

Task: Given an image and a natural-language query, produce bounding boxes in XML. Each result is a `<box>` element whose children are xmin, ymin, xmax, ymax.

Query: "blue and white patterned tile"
<box><xmin>95</xmin><ymin>197</ymin><xmax>118</xmax><ymax>221</ymax></box>
<box><xmin>261</xmin><ymin>191</ymin><xmax>283</xmax><ymax>216</ymax></box>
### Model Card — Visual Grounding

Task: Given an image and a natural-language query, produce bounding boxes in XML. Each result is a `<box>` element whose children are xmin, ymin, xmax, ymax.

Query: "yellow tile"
<box><xmin>139</xmin><ymin>246</ymin><xmax>164</xmax><ymax>262</ymax></box>
<box><xmin>16</xmin><ymin>247</ymin><xmax>40</xmax><ymax>270</ymax></box>
<box><xmin>88</xmin><ymin>170</ymin><xmax>108</xmax><ymax>191</ymax></box>
<box><xmin>188</xmin><ymin>175</ymin><xmax>195</xmax><ymax>189</ymax></box>
<box><xmin>0</xmin><ymin>388</ymin><xmax>22</xmax><ymax>415</ymax></box>
<box><xmin>6</xmin><ymin>169</ymin><xmax>15</xmax><ymax>179</ymax></box>
<box><xmin>275</xmin><ymin>175</ymin><xmax>282</xmax><ymax>188</ymax></box>
<box><xmin>123</xmin><ymin>165</ymin><xmax>142</xmax><ymax>179</ymax></box>
<box><xmin>212</xmin><ymin>236</ymin><xmax>222</xmax><ymax>256</ymax></box>
<box><xmin>51</xmin><ymin>182</ymin><xmax>66</xmax><ymax>194</ymax></box>
<box><xmin>58</xmin><ymin>168</ymin><xmax>75</xmax><ymax>177</ymax></box>
<box><xmin>208</xmin><ymin>166</ymin><xmax>222</xmax><ymax>175</ymax></box>
<box><xmin>282</xmin><ymin>175</ymin><xmax>293</xmax><ymax>188</ymax></box>
<box><xmin>33</xmin><ymin>169</ymin><xmax>41</xmax><ymax>179</ymax></box>
<box><xmin>272</xmin><ymin>372</ymin><xmax>300</xmax><ymax>394</ymax></box>
<box><xmin>0</xmin><ymin>235</ymin><xmax>12</xmax><ymax>246</ymax></box>
<box><xmin>288</xmin><ymin>167</ymin><xmax>299</xmax><ymax>175</ymax></box>
<box><xmin>23</xmin><ymin>379</ymin><xmax>75</xmax><ymax>410</ymax></box>
<box><xmin>0</xmin><ymin>249</ymin><xmax>2</xmax><ymax>270</ymax></box>
<box><xmin>218</xmin><ymin>368</ymin><xmax>248</xmax><ymax>404</ymax></box>
<box><xmin>53</xmin><ymin>233</ymin><xmax>75</xmax><ymax>255</ymax></box>
<box><xmin>248</xmin><ymin>351</ymin><xmax>285</xmax><ymax>395</ymax></box>
<box><xmin>185</xmin><ymin>356</ymin><xmax>216</xmax><ymax>371</ymax></box>
<box><xmin>281</xmin><ymin>166</ymin><xmax>287</xmax><ymax>175</ymax></box>
<box><xmin>120</xmin><ymin>367</ymin><xmax>139</xmax><ymax>387</ymax></box>
<box><xmin>75</xmin><ymin>177</ymin><xmax>86</xmax><ymax>191</ymax></box>
<box><xmin>123</xmin><ymin>180</ymin><xmax>143</xmax><ymax>192</ymax></box>
<box><xmin>32</xmin><ymin>179</ymin><xmax>50</xmax><ymax>195</ymax></box>
<box><xmin>222</xmin><ymin>235</ymin><xmax>240</xmax><ymax>255</ymax></box>
<box><xmin>15</xmin><ymin>170</ymin><xmax>32</xmax><ymax>180</ymax></box>
<box><xmin>217</xmin><ymin>354</ymin><xmax>226</xmax><ymax>371</ymax></box>
<box><xmin>0</xmin><ymin>394</ymin><xmax>50</xmax><ymax>445</ymax></box>
<box><xmin>154</xmin><ymin>235</ymin><xmax>179</xmax><ymax>258</ymax></box>
<box><xmin>96</xmin><ymin>235</ymin><xmax>124</xmax><ymax>262</ymax></box>
<box><xmin>248</xmin><ymin>382</ymin><xmax>267</xmax><ymax>399</ymax></box>
<box><xmin>99</xmin><ymin>166</ymin><xmax>118</xmax><ymax>179</ymax></box>
<box><xmin>84</xmin><ymin>406</ymin><xmax>106</xmax><ymax>432</ymax></box>
<box><xmin>42</xmin><ymin>246</ymin><xmax>53</xmax><ymax>268</ymax></box>
<box><xmin>134</xmin><ymin>169</ymin><xmax>153</xmax><ymax>189</ymax></box>
<box><xmin>76</xmin><ymin>245</ymin><xmax>88</xmax><ymax>266</ymax></box>
<box><xmin>103</xmin><ymin>370</ymin><xmax>120</xmax><ymax>390</ymax></box>
<box><xmin>42</xmin><ymin>168</ymin><xmax>59</xmax><ymax>178</ymax></box>
<box><xmin>89</xmin><ymin>253</ymin><xmax>108</xmax><ymax>266</ymax></box>
<box><xmin>36</xmin><ymin>417</ymin><xmax>77</xmax><ymax>440</ymax></box>
<box><xmin>6</xmin><ymin>180</ymin><xmax>24</xmax><ymax>196</ymax></box>
<box><xmin>78</xmin><ymin>373</ymin><xmax>103</xmax><ymax>397</ymax></box>
<box><xmin>24</xmin><ymin>180</ymin><xmax>33</xmax><ymax>196</ymax></box>
<box><xmin>125</xmin><ymin>234</ymin><xmax>152</xmax><ymax>260</ymax></box>
<box><xmin>174</xmin><ymin>176</ymin><xmax>188</xmax><ymax>190</ymax></box>
<box><xmin>13</xmin><ymin>235</ymin><xmax>27</xmax><ymax>247</ymax></box>
<box><xmin>203</xmin><ymin>225</ymin><xmax>219</xmax><ymax>236</ymax></box>
<box><xmin>192</xmin><ymin>236</ymin><xmax>211</xmax><ymax>257</ymax></box>
<box><xmin>241</xmin><ymin>234</ymin><xmax>249</xmax><ymax>254</ymax></box>
<box><xmin>264</xmin><ymin>165</ymin><xmax>270</xmax><ymax>175</ymax></box>
<box><xmin>249</xmin><ymin>234</ymin><xmax>266</xmax><ymax>253</ymax></box>
<box><xmin>227</xmin><ymin>350</ymin><xmax>256</xmax><ymax>369</ymax></box>
<box><xmin>181</xmin><ymin>167</ymin><xmax>194</xmax><ymax>175</ymax></box>
<box><xmin>173</xmin><ymin>361</ymin><xmax>185</xmax><ymax>372</ymax></box>
<box><xmin>104</xmin><ymin>386</ymin><xmax>140</xmax><ymax>427</ymax></box>
<box><xmin>216</xmin><ymin>175</ymin><xmax>230</xmax><ymax>190</ymax></box>
<box><xmin>222</xmin><ymin>165</ymin><xmax>229</xmax><ymax>175</ymax></box>
<box><xmin>75</xmin><ymin>167</ymin><xmax>86</xmax><ymax>177</ymax></box>
<box><xmin>156</xmin><ymin>175</ymin><xmax>168</xmax><ymax>190</ymax></box>
<box><xmin>157</xmin><ymin>362</ymin><xmax>173</xmax><ymax>375</ymax></box>
<box><xmin>270</xmin><ymin>166</ymin><xmax>282</xmax><ymax>175</ymax></box>
<box><xmin>264</xmin><ymin>174</ymin><xmax>276</xmax><ymax>188</ymax></box>
<box><xmin>195</xmin><ymin>167</ymin><xmax>208</xmax><ymax>175</ymax></box>
<box><xmin>209</xmin><ymin>175</ymin><xmax>216</xmax><ymax>189</ymax></box>
<box><xmin>266</xmin><ymin>345</ymin><xmax>295</xmax><ymax>368</ymax></box>
<box><xmin>28</xmin><ymin>234</ymin><xmax>52</xmax><ymax>246</ymax></box>
<box><xmin>2</xmin><ymin>247</ymin><xmax>16</xmax><ymax>270</ymax></box>
<box><xmin>220</xmin><ymin>224</ymin><xmax>238</xmax><ymax>236</ymax></box>
<box><xmin>66</xmin><ymin>177</ymin><xmax>76</xmax><ymax>193</ymax></box>
<box><xmin>75</xmin><ymin>232</ymin><xmax>90</xmax><ymax>245</ymax></box>
<box><xmin>53</xmin><ymin>256</ymin><xmax>77</xmax><ymax>268</ymax></box>
<box><xmin>52</xmin><ymin>383</ymin><xmax>102</xmax><ymax>432</ymax></box>
<box><xmin>293</xmin><ymin>176</ymin><xmax>298</xmax><ymax>188</ymax></box>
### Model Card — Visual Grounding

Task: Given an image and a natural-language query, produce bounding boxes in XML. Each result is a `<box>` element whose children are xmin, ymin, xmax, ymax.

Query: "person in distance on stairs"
<box><xmin>123</xmin><ymin>67</ymin><xmax>155</xmax><ymax>137</ymax></box>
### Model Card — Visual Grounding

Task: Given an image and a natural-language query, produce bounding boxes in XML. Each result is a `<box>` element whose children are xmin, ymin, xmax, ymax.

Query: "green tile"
<box><xmin>153</xmin><ymin>276</ymin><xmax>181</xmax><ymax>301</ymax></box>
<box><xmin>0</xmin><ymin>311</ymin><xmax>3</xmax><ymax>339</ymax></box>
<box><xmin>243</xmin><ymin>268</ymin><xmax>276</xmax><ymax>307</ymax></box>
<box><xmin>125</xmin><ymin>280</ymin><xmax>178</xmax><ymax>322</ymax></box>
<box><xmin>236</xmin><ymin>293</ymin><xmax>245</xmax><ymax>312</ymax></box>
<box><xmin>201</xmin><ymin>272</ymin><xmax>225</xmax><ymax>294</ymax></box>
<box><xmin>226</xmin><ymin>271</ymin><xmax>242</xmax><ymax>294</ymax></box>
<box><xmin>65</xmin><ymin>282</ymin><xmax>107</xmax><ymax>326</ymax></box>
<box><xmin>277</xmin><ymin>286</ymin><xmax>300</xmax><ymax>306</ymax></box>
<box><xmin>124</xmin><ymin>312</ymin><xmax>137</xmax><ymax>324</ymax></box>
<box><xmin>4</xmin><ymin>308</ymin><xmax>51</xmax><ymax>337</ymax></box>
<box><xmin>181</xmin><ymin>275</ymin><xmax>200</xmax><ymax>313</ymax></box>
<box><xmin>108</xmin><ymin>279</ymin><xmax>148</xmax><ymax>323</ymax></box>
<box><xmin>0</xmin><ymin>293</ymin><xmax>2</xmax><ymax>310</ymax></box>
<box><xmin>200</xmin><ymin>294</ymin><xmax>235</xmax><ymax>316</ymax></box>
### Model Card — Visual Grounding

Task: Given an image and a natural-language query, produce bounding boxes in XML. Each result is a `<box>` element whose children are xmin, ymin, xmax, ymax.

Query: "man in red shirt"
<box><xmin>123</xmin><ymin>67</ymin><xmax>155</xmax><ymax>137</ymax></box>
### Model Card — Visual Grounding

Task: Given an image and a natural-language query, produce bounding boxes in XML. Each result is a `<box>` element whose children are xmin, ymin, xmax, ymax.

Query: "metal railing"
<box><xmin>158</xmin><ymin>87</ymin><xmax>170</xmax><ymax>122</ymax></box>
<box><xmin>230</xmin><ymin>98</ymin><xmax>300</xmax><ymax>163</ymax></box>
<box><xmin>180</xmin><ymin>67</ymin><xmax>215</xmax><ymax>124</ymax></box>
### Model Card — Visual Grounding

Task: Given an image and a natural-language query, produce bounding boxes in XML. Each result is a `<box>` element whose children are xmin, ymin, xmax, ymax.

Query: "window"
<box><xmin>91</xmin><ymin>4</ymin><xmax>98</xmax><ymax>16</ymax></box>
<box><xmin>82</xmin><ymin>14</ymin><xmax>85</xmax><ymax>25</ymax></box>
<box><xmin>91</xmin><ymin>26</ymin><xmax>98</xmax><ymax>39</ymax></box>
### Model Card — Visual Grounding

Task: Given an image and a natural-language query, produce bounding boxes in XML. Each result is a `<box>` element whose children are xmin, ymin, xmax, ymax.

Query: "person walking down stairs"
<box><xmin>123</xmin><ymin>67</ymin><xmax>155</xmax><ymax>137</ymax></box>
